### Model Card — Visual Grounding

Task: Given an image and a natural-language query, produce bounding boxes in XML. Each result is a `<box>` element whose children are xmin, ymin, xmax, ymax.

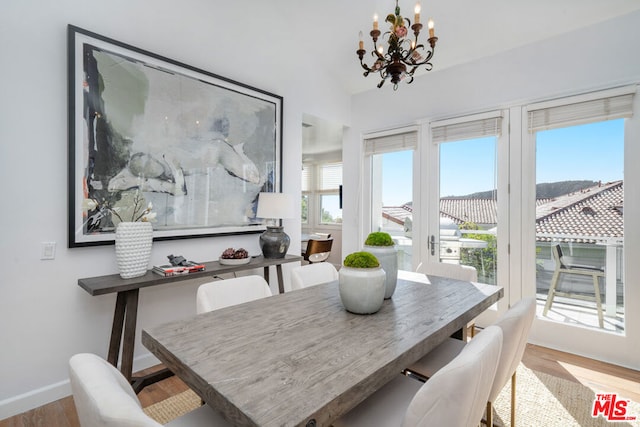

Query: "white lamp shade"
<box><xmin>256</xmin><ymin>192</ymin><xmax>296</xmax><ymax>219</ymax></box>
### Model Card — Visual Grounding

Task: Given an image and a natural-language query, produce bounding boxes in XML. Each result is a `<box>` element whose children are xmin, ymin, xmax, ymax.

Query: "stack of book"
<box><xmin>152</xmin><ymin>261</ymin><xmax>206</xmax><ymax>277</ymax></box>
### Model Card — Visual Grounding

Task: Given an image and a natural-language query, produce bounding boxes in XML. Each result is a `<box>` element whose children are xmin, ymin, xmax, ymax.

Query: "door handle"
<box><xmin>429</xmin><ymin>235</ymin><xmax>438</xmax><ymax>256</ymax></box>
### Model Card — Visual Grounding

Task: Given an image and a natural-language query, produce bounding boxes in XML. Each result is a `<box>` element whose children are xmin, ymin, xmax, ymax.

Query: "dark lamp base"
<box><xmin>259</xmin><ymin>226</ymin><xmax>290</xmax><ymax>259</ymax></box>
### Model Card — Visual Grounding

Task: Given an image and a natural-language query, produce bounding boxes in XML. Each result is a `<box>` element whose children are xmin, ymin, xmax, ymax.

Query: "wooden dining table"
<box><xmin>142</xmin><ymin>275</ymin><xmax>503</xmax><ymax>427</ymax></box>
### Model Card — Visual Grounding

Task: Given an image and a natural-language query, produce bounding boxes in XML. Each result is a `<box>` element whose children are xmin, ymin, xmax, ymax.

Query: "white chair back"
<box><xmin>196</xmin><ymin>275</ymin><xmax>272</xmax><ymax>314</ymax></box>
<box><xmin>417</xmin><ymin>261</ymin><xmax>478</xmax><ymax>282</ymax></box>
<box><xmin>403</xmin><ymin>325</ymin><xmax>503</xmax><ymax>427</ymax></box>
<box><xmin>70</xmin><ymin>353</ymin><xmax>163</xmax><ymax>426</ymax></box>
<box><xmin>290</xmin><ymin>263</ymin><xmax>339</xmax><ymax>290</ymax></box>
<box><xmin>69</xmin><ymin>353</ymin><xmax>229</xmax><ymax>426</ymax></box>
<box><xmin>488</xmin><ymin>297</ymin><xmax>536</xmax><ymax>402</ymax></box>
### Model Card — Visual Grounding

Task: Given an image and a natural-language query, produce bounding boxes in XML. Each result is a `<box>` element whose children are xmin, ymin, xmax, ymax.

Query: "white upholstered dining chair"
<box><xmin>290</xmin><ymin>262</ymin><xmax>339</xmax><ymax>290</ymax></box>
<box><xmin>405</xmin><ymin>297</ymin><xmax>536</xmax><ymax>427</ymax></box>
<box><xmin>196</xmin><ymin>275</ymin><xmax>272</xmax><ymax>314</ymax></box>
<box><xmin>332</xmin><ymin>325</ymin><xmax>503</xmax><ymax>427</ymax></box>
<box><xmin>69</xmin><ymin>353</ymin><xmax>229</xmax><ymax>426</ymax></box>
<box><xmin>416</xmin><ymin>261</ymin><xmax>478</xmax><ymax>282</ymax></box>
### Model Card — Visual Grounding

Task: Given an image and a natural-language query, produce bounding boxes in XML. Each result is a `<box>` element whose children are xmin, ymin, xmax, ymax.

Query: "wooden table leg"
<box><xmin>120</xmin><ymin>289</ymin><xmax>139</xmax><ymax>381</ymax></box>
<box><xmin>105</xmin><ymin>289</ymin><xmax>140</xmax><ymax>380</ymax></box>
<box><xmin>107</xmin><ymin>292</ymin><xmax>127</xmax><ymax>366</ymax></box>
<box><xmin>276</xmin><ymin>264</ymin><xmax>285</xmax><ymax>294</ymax></box>
<box><xmin>106</xmin><ymin>289</ymin><xmax>175</xmax><ymax>393</ymax></box>
<box><xmin>263</xmin><ymin>266</ymin><xmax>270</xmax><ymax>285</ymax></box>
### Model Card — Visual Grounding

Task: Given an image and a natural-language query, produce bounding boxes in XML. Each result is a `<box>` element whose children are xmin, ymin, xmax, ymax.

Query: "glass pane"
<box><xmin>439</xmin><ymin>136</ymin><xmax>498</xmax><ymax>285</ymax></box>
<box><xmin>371</xmin><ymin>150</ymin><xmax>413</xmax><ymax>270</ymax></box>
<box><xmin>320</xmin><ymin>194</ymin><xmax>342</xmax><ymax>224</ymax></box>
<box><xmin>535</xmin><ymin>119</ymin><xmax>624</xmax><ymax>332</ymax></box>
<box><xmin>301</xmin><ymin>165</ymin><xmax>311</xmax><ymax>192</ymax></box>
<box><xmin>301</xmin><ymin>194</ymin><xmax>309</xmax><ymax>224</ymax></box>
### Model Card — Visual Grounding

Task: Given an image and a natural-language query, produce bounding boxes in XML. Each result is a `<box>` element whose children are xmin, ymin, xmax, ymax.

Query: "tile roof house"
<box><xmin>382</xmin><ymin>180</ymin><xmax>624</xmax><ymax>243</ymax></box>
<box><xmin>439</xmin><ymin>198</ymin><xmax>497</xmax><ymax>228</ymax></box>
<box><xmin>535</xmin><ymin>180</ymin><xmax>623</xmax><ymax>243</ymax></box>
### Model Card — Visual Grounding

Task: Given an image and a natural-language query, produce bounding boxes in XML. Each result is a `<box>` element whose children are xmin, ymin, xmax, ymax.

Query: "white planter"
<box><xmin>364</xmin><ymin>245</ymin><xmax>398</xmax><ymax>299</ymax></box>
<box><xmin>115</xmin><ymin>222</ymin><xmax>153</xmax><ymax>279</ymax></box>
<box><xmin>338</xmin><ymin>266</ymin><xmax>386</xmax><ymax>314</ymax></box>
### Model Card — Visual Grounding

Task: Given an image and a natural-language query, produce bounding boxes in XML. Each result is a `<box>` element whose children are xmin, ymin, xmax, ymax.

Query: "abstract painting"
<box><xmin>68</xmin><ymin>25</ymin><xmax>282</xmax><ymax>247</ymax></box>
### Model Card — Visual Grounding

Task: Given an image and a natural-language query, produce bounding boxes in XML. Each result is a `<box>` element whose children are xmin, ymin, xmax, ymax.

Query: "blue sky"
<box><xmin>381</xmin><ymin>119</ymin><xmax>624</xmax><ymax>205</ymax></box>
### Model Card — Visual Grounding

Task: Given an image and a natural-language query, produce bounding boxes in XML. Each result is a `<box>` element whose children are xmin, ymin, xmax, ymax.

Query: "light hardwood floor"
<box><xmin>1</xmin><ymin>344</ymin><xmax>639</xmax><ymax>427</ymax></box>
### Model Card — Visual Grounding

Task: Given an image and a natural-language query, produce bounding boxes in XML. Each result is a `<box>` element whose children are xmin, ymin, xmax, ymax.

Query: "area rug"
<box><xmin>143</xmin><ymin>390</ymin><xmax>201</xmax><ymax>424</ymax></box>
<box><xmin>491</xmin><ymin>365</ymin><xmax>640</xmax><ymax>427</ymax></box>
<box><xmin>144</xmin><ymin>365</ymin><xmax>640</xmax><ymax>426</ymax></box>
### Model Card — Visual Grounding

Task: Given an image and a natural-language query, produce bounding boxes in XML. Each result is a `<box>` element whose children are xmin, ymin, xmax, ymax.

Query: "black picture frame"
<box><xmin>68</xmin><ymin>25</ymin><xmax>282</xmax><ymax>247</ymax></box>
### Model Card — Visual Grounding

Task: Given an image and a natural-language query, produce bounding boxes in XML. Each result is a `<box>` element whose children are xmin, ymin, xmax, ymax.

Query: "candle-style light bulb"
<box><xmin>358</xmin><ymin>31</ymin><xmax>364</xmax><ymax>50</ymax></box>
<box><xmin>373</xmin><ymin>13</ymin><xmax>379</xmax><ymax>30</ymax></box>
<box><xmin>377</xmin><ymin>45</ymin><xmax>384</xmax><ymax>55</ymax></box>
<box><xmin>428</xmin><ymin>18</ymin><xmax>435</xmax><ymax>38</ymax></box>
<box><xmin>414</xmin><ymin>3</ymin><xmax>421</xmax><ymax>25</ymax></box>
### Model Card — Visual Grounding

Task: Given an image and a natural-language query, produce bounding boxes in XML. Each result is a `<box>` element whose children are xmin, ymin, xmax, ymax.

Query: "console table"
<box><xmin>78</xmin><ymin>254</ymin><xmax>302</xmax><ymax>392</ymax></box>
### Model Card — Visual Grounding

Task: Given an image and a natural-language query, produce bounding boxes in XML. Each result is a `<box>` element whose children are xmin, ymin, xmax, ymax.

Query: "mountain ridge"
<box><xmin>442</xmin><ymin>180</ymin><xmax>600</xmax><ymax>200</ymax></box>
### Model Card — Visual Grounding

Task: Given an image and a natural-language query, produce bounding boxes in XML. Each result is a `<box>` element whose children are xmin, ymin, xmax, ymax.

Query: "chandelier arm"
<box><xmin>406</xmin><ymin>47</ymin><xmax>434</xmax><ymax>66</ymax></box>
<box><xmin>378</xmin><ymin>66</ymin><xmax>389</xmax><ymax>88</ymax></box>
<box><xmin>358</xmin><ymin>58</ymin><xmax>372</xmax><ymax>72</ymax></box>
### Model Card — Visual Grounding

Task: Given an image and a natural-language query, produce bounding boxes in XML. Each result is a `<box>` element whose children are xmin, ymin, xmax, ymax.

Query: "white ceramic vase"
<box><xmin>338</xmin><ymin>266</ymin><xmax>386</xmax><ymax>314</ymax></box>
<box><xmin>115</xmin><ymin>221</ymin><xmax>153</xmax><ymax>279</ymax></box>
<box><xmin>363</xmin><ymin>245</ymin><xmax>398</xmax><ymax>299</ymax></box>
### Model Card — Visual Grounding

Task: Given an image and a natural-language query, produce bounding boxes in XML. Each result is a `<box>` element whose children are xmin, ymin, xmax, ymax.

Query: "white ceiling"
<box><xmin>280</xmin><ymin>0</ymin><xmax>640</xmax><ymax>95</ymax></box>
<box><xmin>302</xmin><ymin>114</ymin><xmax>344</xmax><ymax>161</ymax></box>
<box><xmin>295</xmin><ymin>0</ymin><xmax>640</xmax><ymax>156</ymax></box>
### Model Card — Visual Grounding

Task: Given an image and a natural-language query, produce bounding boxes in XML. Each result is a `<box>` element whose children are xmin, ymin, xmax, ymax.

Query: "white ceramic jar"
<box><xmin>363</xmin><ymin>245</ymin><xmax>398</xmax><ymax>299</ymax></box>
<box><xmin>338</xmin><ymin>266</ymin><xmax>386</xmax><ymax>314</ymax></box>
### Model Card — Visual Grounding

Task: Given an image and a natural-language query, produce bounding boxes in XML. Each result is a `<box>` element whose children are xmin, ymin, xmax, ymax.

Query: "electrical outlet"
<box><xmin>41</xmin><ymin>242</ymin><xmax>56</xmax><ymax>260</ymax></box>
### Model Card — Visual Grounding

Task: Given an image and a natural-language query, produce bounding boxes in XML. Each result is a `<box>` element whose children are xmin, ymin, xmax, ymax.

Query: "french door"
<box><xmin>424</xmin><ymin>111</ymin><xmax>510</xmax><ymax>325</ymax></box>
<box><xmin>363</xmin><ymin>127</ymin><xmax>419</xmax><ymax>271</ymax></box>
<box><xmin>521</xmin><ymin>86</ymin><xmax>640</xmax><ymax>368</ymax></box>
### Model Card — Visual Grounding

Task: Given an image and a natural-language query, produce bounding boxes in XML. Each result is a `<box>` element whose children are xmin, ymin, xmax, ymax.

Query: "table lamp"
<box><xmin>256</xmin><ymin>192</ymin><xmax>296</xmax><ymax>258</ymax></box>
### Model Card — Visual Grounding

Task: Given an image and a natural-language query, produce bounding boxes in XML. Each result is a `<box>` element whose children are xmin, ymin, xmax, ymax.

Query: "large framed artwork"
<box><xmin>68</xmin><ymin>25</ymin><xmax>282</xmax><ymax>247</ymax></box>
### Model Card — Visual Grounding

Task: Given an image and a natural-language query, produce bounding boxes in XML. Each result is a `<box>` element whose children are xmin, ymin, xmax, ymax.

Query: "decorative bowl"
<box><xmin>219</xmin><ymin>257</ymin><xmax>251</xmax><ymax>265</ymax></box>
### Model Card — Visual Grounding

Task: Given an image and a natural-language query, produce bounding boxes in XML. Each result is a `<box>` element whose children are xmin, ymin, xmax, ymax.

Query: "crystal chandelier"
<box><xmin>356</xmin><ymin>1</ymin><xmax>438</xmax><ymax>90</ymax></box>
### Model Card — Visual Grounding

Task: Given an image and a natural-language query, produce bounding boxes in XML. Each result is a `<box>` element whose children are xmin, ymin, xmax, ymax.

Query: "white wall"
<box><xmin>0</xmin><ymin>0</ymin><xmax>351</xmax><ymax>418</ymax></box>
<box><xmin>344</xmin><ymin>11</ymin><xmax>640</xmax><ymax>368</ymax></box>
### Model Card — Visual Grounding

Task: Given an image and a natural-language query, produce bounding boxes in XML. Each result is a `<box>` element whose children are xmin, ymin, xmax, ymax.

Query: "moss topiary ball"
<box><xmin>364</xmin><ymin>232</ymin><xmax>394</xmax><ymax>246</ymax></box>
<box><xmin>343</xmin><ymin>251</ymin><xmax>380</xmax><ymax>268</ymax></box>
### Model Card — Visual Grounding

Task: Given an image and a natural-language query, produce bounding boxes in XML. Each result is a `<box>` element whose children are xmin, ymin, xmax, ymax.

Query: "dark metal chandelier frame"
<box><xmin>357</xmin><ymin>0</ymin><xmax>438</xmax><ymax>90</ymax></box>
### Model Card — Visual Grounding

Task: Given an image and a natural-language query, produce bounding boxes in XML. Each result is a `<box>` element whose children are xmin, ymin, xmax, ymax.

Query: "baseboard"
<box><xmin>0</xmin><ymin>379</ymin><xmax>70</xmax><ymax>421</ymax></box>
<box><xmin>0</xmin><ymin>353</ymin><xmax>159</xmax><ymax>420</ymax></box>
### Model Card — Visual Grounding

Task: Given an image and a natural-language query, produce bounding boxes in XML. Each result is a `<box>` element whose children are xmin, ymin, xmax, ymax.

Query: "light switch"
<box><xmin>41</xmin><ymin>242</ymin><xmax>56</xmax><ymax>260</ymax></box>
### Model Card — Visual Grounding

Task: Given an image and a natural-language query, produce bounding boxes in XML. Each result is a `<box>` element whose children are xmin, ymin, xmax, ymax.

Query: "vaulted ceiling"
<box><xmin>276</xmin><ymin>0</ymin><xmax>640</xmax><ymax>94</ymax></box>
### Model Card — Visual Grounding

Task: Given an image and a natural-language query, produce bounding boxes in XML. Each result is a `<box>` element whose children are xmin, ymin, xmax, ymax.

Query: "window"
<box><xmin>430</xmin><ymin>112</ymin><xmax>504</xmax><ymax>285</ymax></box>
<box><xmin>301</xmin><ymin>165</ymin><xmax>310</xmax><ymax>225</ymax></box>
<box><xmin>302</xmin><ymin>162</ymin><xmax>342</xmax><ymax>227</ymax></box>
<box><xmin>527</xmin><ymin>88</ymin><xmax>633</xmax><ymax>333</ymax></box>
<box><xmin>364</xmin><ymin>130</ymin><xmax>417</xmax><ymax>271</ymax></box>
<box><xmin>319</xmin><ymin>163</ymin><xmax>343</xmax><ymax>224</ymax></box>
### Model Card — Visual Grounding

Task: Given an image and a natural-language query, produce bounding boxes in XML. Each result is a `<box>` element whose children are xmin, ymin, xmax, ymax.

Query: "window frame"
<box><xmin>362</xmin><ymin>125</ymin><xmax>421</xmax><ymax>271</ymax></box>
<box><xmin>302</xmin><ymin>161</ymin><xmax>343</xmax><ymax>229</ymax></box>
